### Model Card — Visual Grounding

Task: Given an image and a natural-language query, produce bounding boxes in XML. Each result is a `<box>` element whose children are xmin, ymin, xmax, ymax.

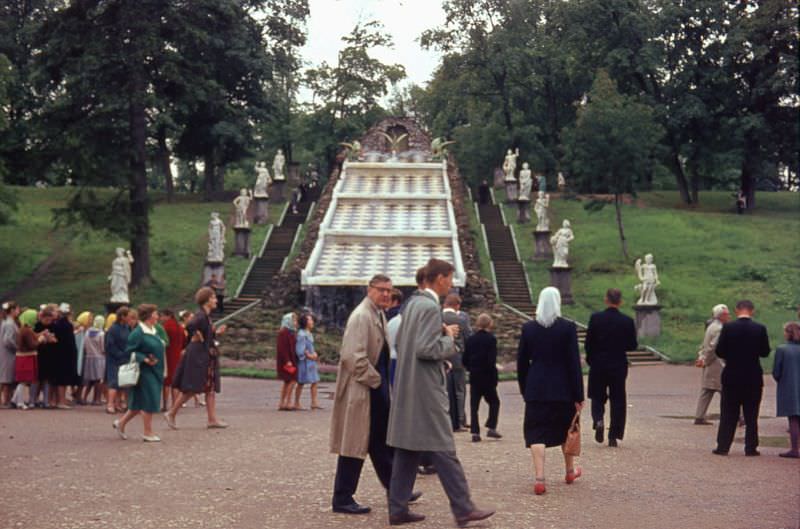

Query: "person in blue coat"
<box><xmin>295</xmin><ymin>313</ymin><xmax>321</xmax><ymax>410</ymax></box>
<box><xmin>773</xmin><ymin>322</ymin><xmax>800</xmax><ymax>458</ymax></box>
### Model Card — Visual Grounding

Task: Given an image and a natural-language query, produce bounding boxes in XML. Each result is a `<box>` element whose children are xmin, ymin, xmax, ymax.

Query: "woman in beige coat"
<box><xmin>694</xmin><ymin>304</ymin><xmax>729</xmax><ymax>424</ymax></box>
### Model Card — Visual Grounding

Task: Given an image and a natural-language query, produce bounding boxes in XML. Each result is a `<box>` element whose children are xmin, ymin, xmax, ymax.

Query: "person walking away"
<box><xmin>585</xmin><ymin>288</ymin><xmax>638</xmax><ymax>447</ymax></box>
<box><xmin>276</xmin><ymin>312</ymin><xmax>298</xmax><ymax>410</ymax></box>
<box><xmin>694</xmin><ymin>304</ymin><xmax>729</xmax><ymax>424</ymax></box>
<box><xmin>387</xmin><ymin>259</ymin><xmax>494</xmax><ymax>526</ymax></box>
<box><xmin>442</xmin><ymin>294</ymin><xmax>471</xmax><ymax>431</ymax></box>
<box><xmin>105</xmin><ymin>307</ymin><xmax>132</xmax><ymax>414</ymax></box>
<box><xmin>331</xmin><ymin>275</ymin><xmax>417</xmax><ymax>514</ymax></box>
<box><xmin>295</xmin><ymin>314</ymin><xmax>322</xmax><ymax>410</ymax></box>
<box><xmin>713</xmin><ymin>299</ymin><xmax>771</xmax><ymax>456</ymax></box>
<box><xmin>517</xmin><ymin>287</ymin><xmax>584</xmax><ymax>495</ymax></box>
<box><xmin>0</xmin><ymin>301</ymin><xmax>20</xmax><ymax>408</ymax></box>
<box><xmin>161</xmin><ymin>310</ymin><xmax>184</xmax><ymax>411</ymax></box>
<box><xmin>773</xmin><ymin>322</ymin><xmax>800</xmax><ymax>458</ymax></box>
<box><xmin>166</xmin><ymin>287</ymin><xmax>228</xmax><ymax>428</ymax></box>
<box><xmin>463</xmin><ymin>313</ymin><xmax>501</xmax><ymax>442</ymax></box>
<box><xmin>113</xmin><ymin>304</ymin><xmax>165</xmax><ymax>442</ymax></box>
<box><xmin>81</xmin><ymin>315</ymin><xmax>106</xmax><ymax>405</ymax></box>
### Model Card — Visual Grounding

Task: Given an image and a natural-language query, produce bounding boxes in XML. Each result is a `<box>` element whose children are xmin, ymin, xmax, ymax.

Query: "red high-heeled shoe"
<box><xmin>565</xmin><ymin>467</ymin><xmax>582</xmax><ymax>484</ymax></box>
<box><xmin>534</xmin><ymin>479</ymin><xmax>546</xmax><ymax>495</ymax></box>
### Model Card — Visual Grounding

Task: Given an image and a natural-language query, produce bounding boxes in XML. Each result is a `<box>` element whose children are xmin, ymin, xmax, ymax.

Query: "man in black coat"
<box><xmin>712</xmin><ymin>299</ymin><xmax>771</xmax><ymax>456</ymax></box>
<box><xmin>463</xmin><ymin>313</ymin><xmax>502</xmax><ymax>442</ymax></box>
<box><xmin>585</xmin><ymin>288</ymin><xmax>638</xmax><ymax>447</ymax></box>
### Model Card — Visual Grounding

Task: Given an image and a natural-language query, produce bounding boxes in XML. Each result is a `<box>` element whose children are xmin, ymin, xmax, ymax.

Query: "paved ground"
<box><xmin>1</xmin><ymin>365</ymin><xmax>798</xmax><ymax>529</ymax></box>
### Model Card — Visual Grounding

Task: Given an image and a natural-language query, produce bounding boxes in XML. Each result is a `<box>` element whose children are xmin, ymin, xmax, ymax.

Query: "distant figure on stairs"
<box><xmin>478</xmin><ymin>179</ymin><xmax>490</xmax><ymax>205</ymax></box>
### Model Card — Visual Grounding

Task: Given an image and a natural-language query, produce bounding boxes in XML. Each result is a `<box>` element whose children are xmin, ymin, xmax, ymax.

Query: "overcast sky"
<box><xmin>299</xmin><ymin>0</ymin><xmax>446</xmax><ymax>99</ymax></box>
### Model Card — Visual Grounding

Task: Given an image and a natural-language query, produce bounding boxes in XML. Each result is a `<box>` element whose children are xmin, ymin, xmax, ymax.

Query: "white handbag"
<box><xmin>117</xmin><ymin>352</ymin><xmax>140</xmax><ymax>388</ymax></box>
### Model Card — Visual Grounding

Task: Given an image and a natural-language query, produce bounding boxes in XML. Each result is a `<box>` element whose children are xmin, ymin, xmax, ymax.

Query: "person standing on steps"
<box><xmin>694</xmin><ymin>304</ymin><xmax>730</xmax><ymax>425</ymax></box>
<box><xmin>387</xmin><ymin>259</ymin><xmax>494</xmax><ymax>527</ymax></box>
<box><xmin>712</xmin><ymin>300</ymin><xmax>771</xmax><ymax>457</ymax></box>
<box><xmin>585</xmin><ymin>288</ymin><xmax>638</xmax><ymax>447</ymax></box>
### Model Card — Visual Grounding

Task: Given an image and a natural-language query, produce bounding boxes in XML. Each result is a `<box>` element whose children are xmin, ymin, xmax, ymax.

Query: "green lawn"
<box><xmin>488</xmin><ymin>190</ymin><xmax>800</xmax><ymax>365</ymax></box>
<box><xmin>0</xmin><ymin>187</ymin><xmax>284</xmax><ymax>314</ymax></box>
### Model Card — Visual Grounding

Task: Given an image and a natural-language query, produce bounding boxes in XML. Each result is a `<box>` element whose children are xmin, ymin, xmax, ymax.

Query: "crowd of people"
<box><xmin>0</xmin><ymin>286</ymin><xmax>230</xmax><ymax>442</ymax></box>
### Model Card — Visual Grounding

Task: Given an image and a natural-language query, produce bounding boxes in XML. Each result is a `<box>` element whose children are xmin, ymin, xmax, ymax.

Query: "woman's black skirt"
<box><xmin>524</xmin><ymin>400</ymin><xmax>575</xmax><ymax>447</ymax></box>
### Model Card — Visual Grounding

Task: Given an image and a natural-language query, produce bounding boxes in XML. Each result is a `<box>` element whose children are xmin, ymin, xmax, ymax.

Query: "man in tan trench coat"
<box><xmin>330</xmin><ymin>274</ymin><xmax>420</xmax><ymax>514</ymax></box>
<box><xmin>694</xmin><ymin>304</ymin><xmax>729</xmax><ymax>424</ymax></box>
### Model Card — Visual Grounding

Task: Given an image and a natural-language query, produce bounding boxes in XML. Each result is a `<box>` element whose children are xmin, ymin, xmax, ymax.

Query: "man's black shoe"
<box><xmin>711</xmin><ymin>449</ymin><xmax>728</xmax><ymax>456</ymax></box>
<box><xmin>608</xmin><ymin>437</ymin><xmax>618</xmax><ymax>447</ymax></box>
<box><xmin>594</xmin><ymin>424</ymin><xmax>604</xmax><ymax>444</ymax></box>
<box><xmin>745</xmin><ymin>450</ymin><xmax>760</xmax><ymax>457</ymax></box>
<box><xmin>409</xmin><ymin>491</ymin><xmax>423</xmax><ymax>503</ymax></box>
<box><xmin>389</xmin><ymin>511</ymin><xmax>426</xmax><ymax>525</ymax></box>
<box><xmin>333</xmin><ymin>503</ymin><xmax>371</xmax><ymax>515</ymax></box>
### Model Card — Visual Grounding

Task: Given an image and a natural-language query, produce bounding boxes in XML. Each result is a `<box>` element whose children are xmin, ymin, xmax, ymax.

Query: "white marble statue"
<box><xmin>537</xmin><ymin>173</ymin><xmax>546</xmax><ymax>192</ymax></box>
<box><xmin>272</xmin><ymin>149</ymin><xmax>286</xmax><ymax>181</ymax></box>
<box><xmin>503</xmin><ymin>148</ymin><xmax>519</xmax><ymax>181</ymax></box>
<box><xmin>518</xmin><ymin>163</ymin><xmax>533</xmax><ymax>201</ymax></box>
<box><xmin>108</xmin><ymin>248</ymin><xmax>134</xmax><ymax>303</ymax></box>
<box><xmin>557</xmin><ymin>172</ymin><xmax>566</xmax><ymax>191</ymax></box>
<box><xmin>233</xmin><ymin>188</ymin><xmax>253</xmax><ymax>228</ymax></box>
<box><xmin>634</xmin><ymin>253</ymin><xmax>660</xmax><ymax>305</ymax></box>
<box><xmin>254</xmin><ymin>162</ymin><xmax>271</xmax><ymax>198</ymax></box>
<box><xmin>550</xmin><ymin>219</ymin><xmax>574</xmax><ymax>268</ymax></box>
<box><xmin>534</xmin><ymin>191</ymin><xmax>551</xmax><ymax>231</ymax></box>
<box><xmin>207</xmin><ymin>212</ymin><xmax>226</xmax><ymax>262</ymax></box>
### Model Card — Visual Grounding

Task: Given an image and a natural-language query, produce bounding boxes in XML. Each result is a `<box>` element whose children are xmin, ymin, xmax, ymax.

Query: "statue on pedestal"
<box><xmin>109</xmin><ymin>248</ymin><xmax>134</xmax><ymax>303</ymax></box>
<box><xmin>518</xmin><ymin>163</ymin><xmax>533</xmax><ymax>201</ymax></box>
<box><xmin>537</xmin><ymin>173</ymin><xmax>547</xmax><ymax>193</ymax></box>
<box><xmin>550</xmin><ymin>219</ymin><xmax>574</xmax><ymax>268</ymax></box>
<box><xmin>503</xmin><ymin>148</ymin><xmax>519</xmax><ymax>181</ymax></box>
<box><xmin>233</xmin><ymin>188</ymin><xmax>253</xmax><ymax>228</ymax></box>
<box><xmin>634</xmin><ymin>254</ymin><xmax>660</xmax><ymax>305</ymax></box>
<box><xmin>207</xmin><ymin>212</ymin><xmax>226</xmax><ymax>263</ymax></box>
<box><xmin>254</xmin><ymin>162</ymin><xmax>271</xmax><ymax>198</ymax></box>
<box><xmin>272</xmin><ymin>149</ymin><xmax>286</xmax><ymax>181</ymax></box>
<box><xmin>557</xmin><ymin>172</ymin><xmax>566</xmax><ymax>191</ymax></box>
<box><xmin>534</xmin><ymin>191</ymin><xmax>550</xmax><ymax>231</ymax></box>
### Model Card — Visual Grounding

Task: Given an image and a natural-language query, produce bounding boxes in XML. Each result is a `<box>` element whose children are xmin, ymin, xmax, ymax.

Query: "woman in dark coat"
<box><xmin>517</xmin><ymin>287</ymin><xmax>584</xmax><ymax>495</ymax></box>
<box><xmin>773</xmin><ymin>322</ymin><xmax>800</xmax><ymax>458</ymax></box>
<box><xmin>113</xmin><ymin>304</ymin><xmax>165</xmax><ymax>442</ymax></box>
<box><xmin>51</xmin><ymin>304</ymin><xmax>80</xmax><ymax>408</ymax></box>
<box><xmin>166</xmin><ymin>287</ymin><xmax>227</xmax><ymax>429</ymax></box>
<box><xmin>105</xmin><ymin>307</ymin><xmax>132</xmax><ymax>414</ymax></box>
<box><xmin>276</xmin><ymin>312</ymin><xmax>298</xmax><ymax>410</ymax></box>
<box><xmin>33</xmin><ymin>306</ymin><xmax>58</xmax><ymax>408</ymax></box>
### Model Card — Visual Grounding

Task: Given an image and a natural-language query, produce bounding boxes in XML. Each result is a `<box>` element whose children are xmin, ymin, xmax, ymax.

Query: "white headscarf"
<box><xmin>535</xmin><ymin>287</ymin><xmax>562</xmax><ymax>328</ymax></box>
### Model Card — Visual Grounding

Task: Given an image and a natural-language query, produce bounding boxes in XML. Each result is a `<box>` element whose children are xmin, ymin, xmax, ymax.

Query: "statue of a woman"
<box><xmin>534</xmin><ymin>191</ymin><xmax>550</xmax><ymax>231</ymax></box>
<box><xmin>550</xmin><ymin>219</ymin><xmax>574</xmax><ymax>268</ymax></box>
<box><xmin>503</xmin><ymin>148</ymin><xmax>519</xmax><ymax>181</ymax></box>
<box><xmin>272</xmin><ymin>149</ymin><xmax>286</xmax><ymax>181</ymax></box>
<box><xmin>634</xmin><ymin>253</ymin><xmax>660</xmax><ymax>305</ymax></box>
<box><xmin>518</xmin><ymin>163</ymin><xmax>533</xmax><ymax>200</ymax></box>
<box><xmin>233</xmin><ymin>188</ymin><xmax>253</xmax><ymax>228</ymax></box>
<box><xmin>207</xmin><ymin>212</ymin><xmax>226</xmax><ymax>263</ymax></box>
<box><xmin>109</xmin><ymin>248</ymin><xmax>134</xmax><ymax>303</ymax></box>
<box><xmin>254</xmin><ymin>162</ymin><xmax>271</xmax><ymax>198</ymax></box>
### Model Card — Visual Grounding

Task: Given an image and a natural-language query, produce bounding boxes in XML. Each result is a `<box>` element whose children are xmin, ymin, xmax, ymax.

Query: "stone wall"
<box><xmin>360</xmin><ymin>117</ymin><xmax>431</xmax><ymax>153</ymax></box>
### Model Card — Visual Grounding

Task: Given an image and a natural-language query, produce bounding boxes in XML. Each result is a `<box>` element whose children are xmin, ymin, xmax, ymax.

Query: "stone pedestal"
<box><xmin>634</xmin><ymin>305</ymin><xmax>662</xmax><ymax>338</ymax></box>
<box><xmin>517</xmin><ymin>199</ymin><xmax>530</xmax><ymax>223</ymax></box>
<box><xmin>253</xmin><ymin>196</ymin><xmax>269</xmax><ymax>224</ymax></box>
<box><xmin>533</xmin><ymin>230</ymin><xmax>552</xmax><ymax>261</ymax></box>
<box><xmin>105</xmin><ymin>302</ymin><xmax>129</xmax><ymax>316</ymax></box>
<box><xmin>505</xmin><ymin>180</ymin><xmax>518</xmax><ymax>202</ymax></box>
<box><xmin>233</xmin><ymin>228</ymin><xmax>251</xmax><ymax>258</ymax></box>
<box><xmin>271</xmin><ymin>180</ymin><xmax>286</xmax><ymax>203</ymax></box>
<box><xmin>549</xmin><ymin>267</ymin><xmax>574</xmax><ymax>304</ymax></box>
<box><xmin>202</xmin><ymin>261</ymin><xmax>225</xmax><ymax>286</ymax></box>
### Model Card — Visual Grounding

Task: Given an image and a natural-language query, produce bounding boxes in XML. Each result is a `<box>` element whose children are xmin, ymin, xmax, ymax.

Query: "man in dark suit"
<box><xmin>585</xmin><ymin>288</ymin><xmax>638</xmax><ymax>447</ymax></box>
<box><xmin>713</xmin><ymin>299</ymin><xmax>771</xmax><ymax>456</ymax></box>
<box><xmin>463</xmin><ymin>313</ymin><xmax>502</xmax><ymax>442</ymax></box>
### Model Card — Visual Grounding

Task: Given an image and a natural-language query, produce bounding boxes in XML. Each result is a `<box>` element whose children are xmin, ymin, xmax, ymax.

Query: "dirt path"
<box><xmin>0</xmin><ymin>365</ymin><xmax>797</xmax><ymax>529</ymax></box>
<box><xmin>0</xmin><ymin>235</ymin><xmax>65</xmax><ymax>301</ymax></box>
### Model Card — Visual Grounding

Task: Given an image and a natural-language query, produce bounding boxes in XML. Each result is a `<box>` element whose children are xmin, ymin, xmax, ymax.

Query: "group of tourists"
<box><xmin>275</xmin><ymin>311</ymin><xmax>322</xmax><ymax>410</ymax></box>
<box><xmin>0</xmin><ymin>286</ymin><xmax>230</xmax><ymax>442</ymax></box>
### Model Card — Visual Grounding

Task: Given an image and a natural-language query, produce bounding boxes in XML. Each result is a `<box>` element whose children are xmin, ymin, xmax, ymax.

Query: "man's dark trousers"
<box><xmin>590</xmin><ymin>368</ymin><xmax>627</xmax><ymax>441</ymax></box>
<box><xmin>716</xmin><ymin>384</ymin><xmax>762</xmax><ymax>453</ymax></box>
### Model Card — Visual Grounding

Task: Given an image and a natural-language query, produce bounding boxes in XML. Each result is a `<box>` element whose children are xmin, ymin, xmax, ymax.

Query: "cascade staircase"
<box><xmin>217</xmin><ymin>186</ymin><xmax>319</xmax><ymax>320</ymax></box>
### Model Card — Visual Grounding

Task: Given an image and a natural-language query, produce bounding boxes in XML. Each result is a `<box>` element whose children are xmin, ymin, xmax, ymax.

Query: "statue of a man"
<box><xmin>634</xmin><ymin>253</ymin><xmax>660</xmax><ymax>305</ymax></box>
<box><xmin>272</xmin><ymin>149</ymin><xmax>286</xmax><ymax>181</ymax></box>
<box><xmin>534</xmin><ymin>191</ymin><xmax>550</xmax><ymax>231</ymax></box>
<box><xmin>550</xmin><ymin>219</ymin><xmax>574</xmax><ymax>268</ymax></box>
<box><xmin>503</xmin><ymin>148</ymin><xmax>519</xmax><ymax>181</ymax></box>
<box><xmin>233</xmin><ymin>188</ymin><xmax>253</xmax><ymax>228</ymax></box>
<box><xmin>254</xmin><ymin>162</ymin><xmax>271</xmax><ymax>198</ymax></box>
<box><xmin>109</xmin><ymin>247</ymin><xmax>134</xmax><ymax>303</ymax></box>
<box><xmin>518</xmin><ymin>163</ymin><xmax>533</xmax><ymax>201</ymax></box>
<box><xmin>207</xmin><ymin>212</ymin><xmax>226</xmax><ymax>262</ymax></box>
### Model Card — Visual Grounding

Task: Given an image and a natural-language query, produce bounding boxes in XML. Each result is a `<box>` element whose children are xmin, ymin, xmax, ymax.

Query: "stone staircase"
<box><xmin>216</xmin><ymin>186</ymin><xmax>319</xmax><ymax>320</ymax></box>
<box><xmin>477</xmin><ymin>201</ymin><xmax>536</xmax><ymax>316</ymax></box>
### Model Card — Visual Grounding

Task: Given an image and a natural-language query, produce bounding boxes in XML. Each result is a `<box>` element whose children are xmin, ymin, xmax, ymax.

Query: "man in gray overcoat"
<box><xmin>386</xmin><ymin>259</ymin><xmax>494</xmax><ymax>526</ymax></box>
<box><xmin>694</xmin><ymin>304</ymin><xmax>730</xmax><ymax>425</ymax></box>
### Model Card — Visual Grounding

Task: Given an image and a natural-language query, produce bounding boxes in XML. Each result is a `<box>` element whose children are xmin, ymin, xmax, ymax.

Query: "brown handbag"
<box><xmin>564</xmin><ymin>412</ymin><xmax>581</xmax><ymax>456</ymax></box>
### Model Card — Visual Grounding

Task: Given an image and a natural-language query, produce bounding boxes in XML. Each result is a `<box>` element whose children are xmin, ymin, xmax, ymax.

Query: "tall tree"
<box><xmin>562</xmin><ymin>70</ymin><xmax>663</xmax><ymax>260</ymax></box>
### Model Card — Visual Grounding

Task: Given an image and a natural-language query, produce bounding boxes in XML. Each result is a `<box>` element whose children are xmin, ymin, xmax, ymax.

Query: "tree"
<box><xmin>562</xmin><ymin>70</ymin><xmax>663</xmax><ymax>260</ymax></box>
<box><xmin>0</xmin><ymin>52</ymin><xmax>18</xmax><ymax>224</ymax></box>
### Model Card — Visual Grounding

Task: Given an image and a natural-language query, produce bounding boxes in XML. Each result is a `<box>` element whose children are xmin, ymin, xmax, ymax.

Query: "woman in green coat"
<box><xmin>113</xmin><ymin>304</ymin><xmax>165</xmax><ymax>442</ymax></box>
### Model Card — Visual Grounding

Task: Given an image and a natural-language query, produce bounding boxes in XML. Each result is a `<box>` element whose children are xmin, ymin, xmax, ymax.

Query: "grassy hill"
<box><xmin>487</xmin><ymin>190</ymin><xmax>799</xmax><ymax>364</ymax></box>
<box><xmin>0</xmin><ymin>187</ymin><xmax>283</xmax><ymax>315</ymax></box>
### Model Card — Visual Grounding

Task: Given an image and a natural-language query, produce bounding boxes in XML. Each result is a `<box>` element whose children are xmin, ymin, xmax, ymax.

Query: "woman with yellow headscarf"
<box><xmin>73</xmin><ymin>311</ymin><xmax>93</xmax><ymax>402</ymax></box>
